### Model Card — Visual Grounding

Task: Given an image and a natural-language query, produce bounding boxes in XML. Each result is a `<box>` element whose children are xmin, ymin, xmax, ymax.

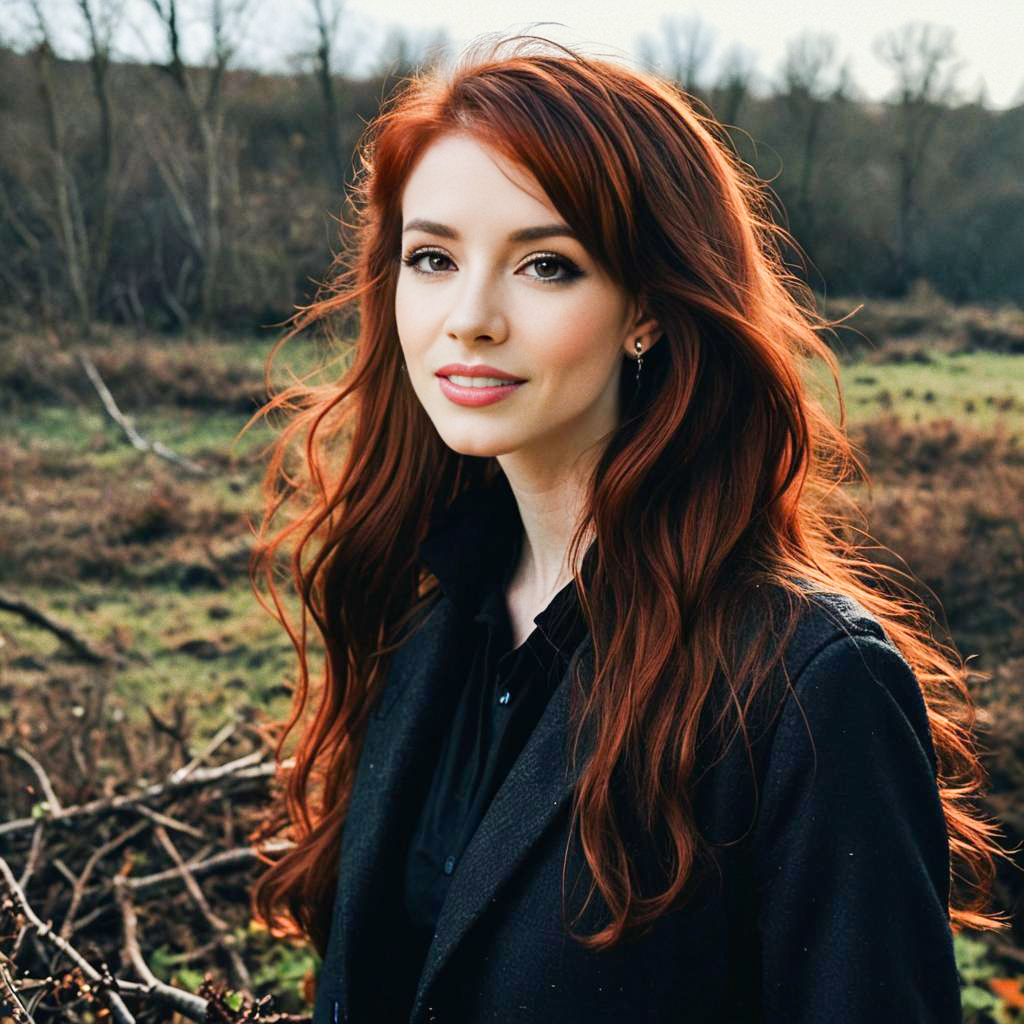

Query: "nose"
<box><xmin>443</xmin><ymin>269</ymin><xmax>509</xmax><ymax>345</ymax></box>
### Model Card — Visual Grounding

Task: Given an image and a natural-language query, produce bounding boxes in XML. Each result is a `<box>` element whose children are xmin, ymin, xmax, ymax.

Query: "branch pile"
<box><xmin>0</xmin><ymin>674</ymin><xmax>311</xmax><ymax>1023</ymax></box>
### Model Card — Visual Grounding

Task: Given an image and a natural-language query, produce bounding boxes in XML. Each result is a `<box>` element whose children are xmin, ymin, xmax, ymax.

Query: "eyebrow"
<box><xmin>402</xmin><ymin>218</ymin><xmax>579</xmax><ymax>243</ymax></box>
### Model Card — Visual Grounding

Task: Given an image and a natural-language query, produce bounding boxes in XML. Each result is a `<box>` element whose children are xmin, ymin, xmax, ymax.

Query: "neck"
<box><xmin>496</xmin><ymin>447</ymin><xmax>599</xmax><ymax>606</ymax></box>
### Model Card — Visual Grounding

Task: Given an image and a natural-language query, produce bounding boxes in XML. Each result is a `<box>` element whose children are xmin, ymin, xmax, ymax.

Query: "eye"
<box><xmin>519</xmin><ymin>254</ymin><xmax>583</xmax><ymax>284</ymax></box>
<box><xmin>524</xmin><ymin>254</ymin><xmax>581</xmax><ymax>284</ymax></box>
<box><xmin>401</xmin><ymin>247</ymin><xmax>454</xmax><ymax>274</ymax></box>
<box><xmin>400</xmin><ymin>247</ymin><xmax>583</xmax><ymax>284</ymax></box>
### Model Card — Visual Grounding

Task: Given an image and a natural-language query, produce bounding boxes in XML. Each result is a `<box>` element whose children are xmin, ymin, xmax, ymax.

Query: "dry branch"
<box><xmin>151</xmin><ymin>823</ymin><xmax>253</xmax><ymax>992</ymax></box>
<box><xmin>0</xmin><ymin>855</ymin><xmax>137</xmax><ymax>1023</ymax></box>
<box><xmin>78</xmin><ymin>350</ymin><xmax>210</xmax><ymax>476</ymax></box>
<box><xmin>0</xmin><ymin>746</ymin><xmax>63</xmax><ymax>814</ymax></box>
<box><xmin>125</xmin><ymin>841</ymin><xmax>294</xmax><ymax>893</ymax></box>
<box><xmin>111</xmin><ymin>875</ymin><xmax>209</xmax><ymax>1020</ymax></box>
<box><xmin>0</xmin><ymin>592</ymin><xmax>111</xmax><ymax>665</ymax></box>
<box><xmin>0</xmin><ymin>755</ymin><xmax>280</xmax><ymax>838</ymax></box>
<box><xmin>58</xmin><ymin>820</ymin><xmax>149</xmax><ymax>940</ymax></box>
<box><xmin>0</xmin><ymin>952</ymin><xmax>34</xmax><ymax>1023</ymax></box>
<box><xmin>1</xmin><ymin>676</ymin><xmax>312</xmax><ymax>1022</ymax></box>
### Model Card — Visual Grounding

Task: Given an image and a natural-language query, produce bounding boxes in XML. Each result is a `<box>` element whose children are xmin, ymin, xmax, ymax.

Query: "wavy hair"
<box><xmin>247</xmin><ymin>34</ymin><xmax>1010</xmax><ymax>954</ymax></box>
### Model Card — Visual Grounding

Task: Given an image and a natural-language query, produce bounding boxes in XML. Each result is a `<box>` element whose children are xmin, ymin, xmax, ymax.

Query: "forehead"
<box><xmin>400</xmin><ymin>132</ymin><xmax>560</xmax><ymax>225</ymax></box>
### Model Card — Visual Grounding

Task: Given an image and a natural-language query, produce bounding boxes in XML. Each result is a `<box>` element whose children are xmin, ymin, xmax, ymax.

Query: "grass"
<box><xmin>809</xmin><ymin>349</ymin><xmax>1024</xmax><ymax>431</ymax></box>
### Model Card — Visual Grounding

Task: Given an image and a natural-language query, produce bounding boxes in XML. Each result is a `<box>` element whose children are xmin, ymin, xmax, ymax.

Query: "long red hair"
<box><xmin>247</xmin><ymin>35</ymin><xmax>1010</xmax><ymax>954</ymax></box>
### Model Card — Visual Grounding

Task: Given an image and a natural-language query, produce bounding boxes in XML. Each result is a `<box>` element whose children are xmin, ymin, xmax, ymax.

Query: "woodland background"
<box><xmin>0</xmin><ymin>4</ymin><xmax>1022</xmax><ymax>1022</ymax></box>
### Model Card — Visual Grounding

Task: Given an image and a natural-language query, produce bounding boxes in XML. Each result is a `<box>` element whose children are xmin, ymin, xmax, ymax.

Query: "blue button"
<box><xmin>444</xmin><ymin>855</ymin><xmax>456</xmax><ymax>874</ymax></box>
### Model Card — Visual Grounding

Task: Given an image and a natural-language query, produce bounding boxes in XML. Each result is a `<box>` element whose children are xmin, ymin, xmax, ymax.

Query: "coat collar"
<box><xmin>418</xmin><ymin>471</ymin><xmax>593</xmax><ymax>661</ymax></box>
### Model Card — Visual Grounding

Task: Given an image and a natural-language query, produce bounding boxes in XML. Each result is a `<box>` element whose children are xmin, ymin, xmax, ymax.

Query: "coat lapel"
<box><xmin>329</xmin><ymin>577</ymin><xmax>595</xmax><ymax>1024</ymax></box>
<box><xmin>333</xmin><ymin>593</ymin><xmax>465</xmax><ymax>1014</ymax></box>
<box><xmin>409</xmin><ymin>636</ymin><xmax>595</xmax><ymax>1022</ymax></box>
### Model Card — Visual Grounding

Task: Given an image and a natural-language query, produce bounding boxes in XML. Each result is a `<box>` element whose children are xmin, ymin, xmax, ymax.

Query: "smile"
<box><xmin>437</xmin><ymin>376</ymin><xmax>525</xmax><ymax>407</ymax></box>
<box><xmin>446</xmin><ymin>374</ymin><xmax>515</xmax><ymax>388</ymax></box>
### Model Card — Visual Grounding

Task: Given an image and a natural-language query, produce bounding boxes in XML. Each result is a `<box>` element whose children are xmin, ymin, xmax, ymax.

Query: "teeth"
<box><xmin>447</xmin><ymin>374</ymin><xmax>517</xmax><ymax>388</ymax></box>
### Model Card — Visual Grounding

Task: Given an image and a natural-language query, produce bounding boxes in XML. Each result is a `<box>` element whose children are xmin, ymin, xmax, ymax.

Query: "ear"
<box><xmin>623</xmin><ymin>309</ymin><xmax>663</xmax><ymax>359</ymax></box>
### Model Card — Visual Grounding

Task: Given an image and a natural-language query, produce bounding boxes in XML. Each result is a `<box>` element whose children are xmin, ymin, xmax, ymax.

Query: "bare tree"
<box><xmin>636</xmin><ymin>15</ymin><xmax>716</xmax><ymax>99</ymax></box>
<box><xmin>24</xmin><ymin>1</ymin><xmax>92</xmax><ymax>332</ymax></box>
<box><xmin>76</xmin><ymin>0</ymin><xmax>122</xmax><ymax>320</ymax></box>
<box><xmin>309</xmin><ymin>0</ymin><xmax>346</xmax><ymax>189</ymax></box>
<box><xmin>371</xmin><ymin>23</ymin><xmax>451</xmax><ymax>79</ymax></box>
<box><xmin>710</xmin><ymin>44</ymin><xmax>757</xmax><ymax>128</ymax></box>
<box><xmin>777</xmin><ymin>32</ymin><xmax>853</xmax><ymax>241</ymax></box>
<box><xmin>873</xmin><ymin>21</ymin><xmax>964</xmax><ymax>292</ymax></box>
<box><xmin>145</xmin><ymin>0</ymin><xmax>256</xmax><ymax>329</ymax></box>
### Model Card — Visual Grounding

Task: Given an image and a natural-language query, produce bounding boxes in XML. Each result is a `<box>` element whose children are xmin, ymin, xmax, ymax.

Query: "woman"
<box><xmin>248</xmin><ymin>35</ymin><xmax>1008</xmax><ymax>1023</ymax></box>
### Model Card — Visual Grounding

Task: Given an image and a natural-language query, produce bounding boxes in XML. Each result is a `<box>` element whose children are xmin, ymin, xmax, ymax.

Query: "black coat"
<box><xmin>312</xmin><ymin>585</ymin><xmax>962</xmax><ymax>1023</ymax></box>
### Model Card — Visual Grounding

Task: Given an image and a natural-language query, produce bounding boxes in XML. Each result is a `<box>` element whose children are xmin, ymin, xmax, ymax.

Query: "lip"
<box><xmin>437</xmin><ymin>376</ymin><xmax>524</xmax><ymax>407</ymax></box>
<box><xmin>435</xmin><ymin>363</ymin><xmax>526</xmax><ymax>382</ymax></box>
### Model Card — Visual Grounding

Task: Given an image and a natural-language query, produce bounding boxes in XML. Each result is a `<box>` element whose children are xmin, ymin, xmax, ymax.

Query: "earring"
<box><xmin>634</xmin><ymin>338</ymin><xmax>644</xmax><ymax>384</ymax></box>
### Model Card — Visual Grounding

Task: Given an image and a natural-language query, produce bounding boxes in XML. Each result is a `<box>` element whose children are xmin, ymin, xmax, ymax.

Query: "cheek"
<box><xmin>394</xmin><ymin>283</ymin><xmax>419</xmax><ymax>354</ymax></box>
<box><xmin>528</xmin><ymin>300</ymin><xmax>624</xmax><ymax>379</ymax></box>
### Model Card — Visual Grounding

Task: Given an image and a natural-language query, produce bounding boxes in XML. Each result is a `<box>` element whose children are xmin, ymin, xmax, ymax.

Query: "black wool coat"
<box><xmin>311</xmin><ymin>584</ymin><xmax>962</xmax><ymax>1024</ymax></box>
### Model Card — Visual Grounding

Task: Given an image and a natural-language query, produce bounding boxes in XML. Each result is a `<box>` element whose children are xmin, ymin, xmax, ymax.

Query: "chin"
<box><xmin>435</xmin><ymin>430</ymin><xmax>519</xmax><ymax>460</ymax></box>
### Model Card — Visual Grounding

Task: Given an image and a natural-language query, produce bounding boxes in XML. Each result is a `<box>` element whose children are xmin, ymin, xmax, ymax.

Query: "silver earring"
<box><xmin>634</xmin><ymin>339</ymin><xmax>644</xmax><ymax>383</ymax></box>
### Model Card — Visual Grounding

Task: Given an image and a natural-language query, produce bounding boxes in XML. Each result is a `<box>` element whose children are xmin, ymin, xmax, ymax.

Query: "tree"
<box><xmin>710</xmin><ymin>44</ymin><xmax>757</xmax><ymax>129</ymax></box>
<box><xmin>75</xmin><ymin>0</ymin><xmax>120</xmax><ymax>324</ymax></box>
<box><xmin>19</xmin><ymin>0</ymin><xmax>99</xmax><ymax>332</ymax></box>
<box><xmin>309</xmin><ymin>0</ymin><xmax>346</xmax><ymax>190</ymax></box>
<box><xmin>635</xmin><ymin>14</ymin><xmax>715</xmax><ymax>100</ymax></box>
<box><xmin>144</xmin><ymin>0</ymin><xmax>257</xmax><ymax>329</ymax></box>
<box><xmin>371</xmin><ymin>24</ymin><xmax>450</xmax><ymax>79</ymax></box>
<box><xmin>873</xmin><ymin>21</ymin><xmax>964</xmax><ymax>293</ymax></box>
<box><xmin>776</xmin><ymin>32</ymin><xmax>853</xmax><ymax>243</ymax></box>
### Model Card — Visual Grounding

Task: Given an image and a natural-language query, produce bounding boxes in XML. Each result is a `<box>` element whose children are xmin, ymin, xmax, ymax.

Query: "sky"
<box><xmin>24</xmin><ymin>0</ymin><xmax>1024</xmax><ymax>109</ymax></box>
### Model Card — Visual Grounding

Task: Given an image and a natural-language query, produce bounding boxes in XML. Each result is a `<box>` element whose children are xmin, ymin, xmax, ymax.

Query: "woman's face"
<box><xmin>394</xmin><ymin>132</ymin><xmax>658</xmax><ymax>475</ymax></box>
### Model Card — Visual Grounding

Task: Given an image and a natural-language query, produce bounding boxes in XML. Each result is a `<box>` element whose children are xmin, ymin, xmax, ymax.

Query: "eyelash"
<box><xmin>400</xmin><ymin>246</ymin><xmax>583</xmax><ymax>285</ymax></box>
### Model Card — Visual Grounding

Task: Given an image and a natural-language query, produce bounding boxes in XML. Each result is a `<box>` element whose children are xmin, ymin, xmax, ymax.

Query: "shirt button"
<box><xmin>497</xmin><ymin>690</ymin><xmax>511</xmax><ymax>704</ymax></box>
<box><xmin>444</xmin><ymin>855</ymin><xmax>456</xmax><ymax>874</ymax></box>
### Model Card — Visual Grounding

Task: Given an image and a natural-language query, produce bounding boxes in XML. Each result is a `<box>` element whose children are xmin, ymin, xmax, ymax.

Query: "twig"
<box><xmin>151</xmin><ymin>826</ymin><xmax>229</xmax><ymax>931</ymax></box>
<box><xmin>0</xmin><ymin>952</ymin><xmax>34</xmax><ymax>1023</ymax></box>
<box><xmin>125</xmin><ymin>840</ymin><xmax>294</xmax><ymax>892</ymax></box>
<box><xmin>132</xmin><ymin>803</ymin><xmax>207</xmax><ymax>839</ymax></box>
<box><xmin>78</xmin><ymin>350</ymin><xmax>209</xmax><ymax>476</ymax></box>
<box><xmin>112</xmin><ymin>875</ymin><xmax>209</xmax><ymax>1021</ymax></box>
<box><xmin>0</xmin><ymin>593</ymin><xmax>110</xmax><ymax>665</ymax></box>
<box><xmin>0</xmin><ymin>855</ymin><xmax>136</xmax><ymax>1024</ymax></box>
<box><xmin>58</xmin><ymin>820</ymin><xmax>150</xmax><ymax>940</ymax></box>
<box><xmin>0</xmin><ymin>756</ymin><xmax>282</xmax><ymax>837</ymax></box>
<box><xmin>53</xmin><ymin>858</ymin><xmax>79</xmax><ymax>887</ymax></box>
<box><xmin>170</xmin><ymin>717</ymin><xmax>238</xmax><ymax>784</ymax></box>
<box><xmin>115</xmin><ymin>979</ymin><xmax>215</xmax><ymax>1019</ymax></box>
<box><xmin>989</xmin><ymin>937</ymin><xmax>1024</xmax><ymax>967</ymax></box>
<box><xmin>151</xmin><ymin>824</ymin><xmax>253</xmax><ymax>992</ymax></box>
<box><xmin>16</xmin><ymin>823</ymin><xmax>45</xmax><ymax>892</ymax></box>
<box><xmin>145</xmin><ymin>937</ymin><xmax>221</xmax><ymax>967</ymax></box>
<box><xmin>0</xmin><ymin>746</ymin><xmax>63</xmax><ymax>814</ymax></box>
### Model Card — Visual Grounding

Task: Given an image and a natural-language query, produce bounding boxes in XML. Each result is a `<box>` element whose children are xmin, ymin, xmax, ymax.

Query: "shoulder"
<box><xmin>747</xmin><ymin>577</ymin><xmax>889</xmax><ymax>679</ymax></box>
<box><xmin>731</xmin><ymin>578</ymin><xmax>936</xmax><ymax>766</ymax></box>
<box><xmin>756</xmin><ymin>580</ymin><xmax>939</xmax><ymax>782</ymax></box>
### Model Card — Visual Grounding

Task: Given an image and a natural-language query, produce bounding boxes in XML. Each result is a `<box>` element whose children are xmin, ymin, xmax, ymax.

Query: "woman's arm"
<box><xmin>752</xmin><ymin>632</ymin><xmax>962</xmax><ymax>1022</ymax></box>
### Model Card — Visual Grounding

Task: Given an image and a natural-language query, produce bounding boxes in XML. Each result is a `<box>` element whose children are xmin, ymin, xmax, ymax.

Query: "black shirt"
<box><xmin>402</xmin><ymin>472</ymin><xmax>591</xmax><ymax>986</ymax></box>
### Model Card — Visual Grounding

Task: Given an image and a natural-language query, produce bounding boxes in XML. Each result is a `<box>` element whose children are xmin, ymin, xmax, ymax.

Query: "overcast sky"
<box><xmin>23</xmin><ymin>0</ymin><xmax>1024</xmax><ymax>109</ymax></box>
